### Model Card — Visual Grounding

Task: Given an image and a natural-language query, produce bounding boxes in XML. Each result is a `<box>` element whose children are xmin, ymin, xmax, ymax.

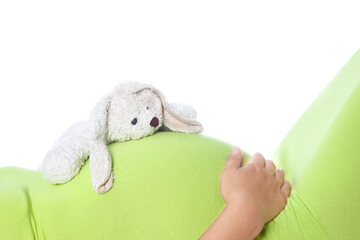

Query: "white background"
<box><xmin>0</xmin><ymin>0</ymin><xmax>359</xmax><ymax>170</ymax></box>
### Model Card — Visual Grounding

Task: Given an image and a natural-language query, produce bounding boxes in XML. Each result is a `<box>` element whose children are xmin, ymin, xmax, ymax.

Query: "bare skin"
<box><xmin>198</xmin><ymin>147</ymin><xmax>291</xmax><ymax>240</ymax></box>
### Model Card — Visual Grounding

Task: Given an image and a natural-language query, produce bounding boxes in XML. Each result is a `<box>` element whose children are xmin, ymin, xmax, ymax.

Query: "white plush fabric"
<box><xmin>41</xmin><ymin>82</ymin><xmax>203</xmax><ymax>194</ymax></box>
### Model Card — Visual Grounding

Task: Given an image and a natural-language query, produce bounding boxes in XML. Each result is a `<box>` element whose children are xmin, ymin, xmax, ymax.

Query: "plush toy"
<box><xmin>41</xmin><ymin>82</ymin><xmax>203</xmax><ymax>194</ymax></box>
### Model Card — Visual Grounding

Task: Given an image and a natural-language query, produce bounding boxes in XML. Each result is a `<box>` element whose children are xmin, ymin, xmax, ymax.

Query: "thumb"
<box><xmin>225</xmin><ymin>147</ymin><xmax>243</xmax><ymax>169</ymax></box>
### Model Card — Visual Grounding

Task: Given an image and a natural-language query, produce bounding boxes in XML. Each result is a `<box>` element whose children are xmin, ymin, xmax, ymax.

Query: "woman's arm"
<box><xmin>198</xmin><ymin>147</ymin><xmax>291</xmax><ymax>240</ymax></box>
<box><xmin>198</xmin><ymin>200</ymin><xmax>263</xmax><ymax>240</ymax></box>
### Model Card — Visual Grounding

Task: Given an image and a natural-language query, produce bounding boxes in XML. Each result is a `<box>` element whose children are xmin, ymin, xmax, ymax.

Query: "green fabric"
<box><xmin>1</xmin><ymin>49</ymin><xmax>360</xmax><ymax>239</ymax></box>
<box><xmin>261</xmin><ymin>49</ymin><xmax>360</xmax><ymax>240</ymax></box>
<box><xmin>0</xmin><ymin>133</ymin><xmax>239</xmax><ymax>240</ymax></box>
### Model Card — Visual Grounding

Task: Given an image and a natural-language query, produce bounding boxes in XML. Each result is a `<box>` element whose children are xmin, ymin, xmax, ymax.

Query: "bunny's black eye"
<box><xmin>146</xmin><ymin>106</ymin><xmax>149</xmax><ymax>110</ymax></box>
<box><xmin>131</xmin><ymin>118</ymin><xmax>138</xmax><ymax>125</ymax></box>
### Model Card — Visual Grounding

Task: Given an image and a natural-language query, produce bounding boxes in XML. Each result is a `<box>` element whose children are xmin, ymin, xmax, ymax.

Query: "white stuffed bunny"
<box><xmin>41</xmin><ymin>82</ymin><xmax>203</xmax><ymax>194</ymax></box>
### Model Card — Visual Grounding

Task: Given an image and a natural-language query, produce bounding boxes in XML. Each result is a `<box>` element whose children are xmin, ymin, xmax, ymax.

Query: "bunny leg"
<box><xmin>42</xmin><ymin>148</ymin><xmax>88</xmax><ymax>184</ymax></box>
<box><xmin>41</xmin><ymin>121</ymin><xmax>91</xmax><ymax>184</ymax></box>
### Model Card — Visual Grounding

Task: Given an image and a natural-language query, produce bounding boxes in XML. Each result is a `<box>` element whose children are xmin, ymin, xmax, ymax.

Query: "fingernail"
<box><xmin>230</xmin><ymin>147</ymin><xmax>241</xmax><ymax>155</ymax></box>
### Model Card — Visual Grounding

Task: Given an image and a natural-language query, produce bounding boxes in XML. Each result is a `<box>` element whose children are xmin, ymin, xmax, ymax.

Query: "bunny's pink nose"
<box><xmin>150</xmin><ymin>117</ymin><xmax>159</xmax><ymax>128</ymax></box>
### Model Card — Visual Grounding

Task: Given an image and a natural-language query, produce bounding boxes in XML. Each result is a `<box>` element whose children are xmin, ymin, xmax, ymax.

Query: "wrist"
<box><xmin>198</xmin><ymin>198</ymin><xmax>265</xmax><ymax>240</ymax></box>
<box><xmin>226</xmin><ymin>200</ymin><xmax>264</xmax><ymax>239</ymax></box>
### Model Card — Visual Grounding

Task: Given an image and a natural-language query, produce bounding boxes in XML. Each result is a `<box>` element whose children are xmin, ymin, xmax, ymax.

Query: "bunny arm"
<box><xmin>87</xmin><ymin>91</ymin><xmax>115</xmax><ymax>194</ymax></box>
<box><xmin>89</xmin><ymin>138</ymin><xmax>114</xmax><ymax>194</ymax></box>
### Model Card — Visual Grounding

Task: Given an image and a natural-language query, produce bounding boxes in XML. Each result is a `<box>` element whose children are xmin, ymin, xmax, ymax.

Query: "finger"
<box><xmin>225</xmin><ymin>147</ymin><xmax>243</xmax><ymax>169</ymax></box>
<box><xmin>275</xmin><ymin>169</ymin><xmax>285</xmax><ymax>186</ymax></box>
<box><xmin>281</xmin><ymin>180</ymin><xmax>291</xmax><ymax>197</ymax></box>
<box><xmin>249</xmin><ymin>152</ymin><xmax>265</xmax><ymax>167</ymax></box>
<box><xmin>265</xmin><ymin>160</ymin><xmax>276</xmax><ymax>174</ymax></box>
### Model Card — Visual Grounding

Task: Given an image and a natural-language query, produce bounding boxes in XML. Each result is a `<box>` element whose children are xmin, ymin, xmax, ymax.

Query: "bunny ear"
<box><xmin>169</xmin><ymin>103</ymin><xmax>198</xmax><ymax>120</ymax></box>
<box><xmin>152</xmin><ymin>88</ymin><xmax>203</xmax><ymax>134</ymax></box>
<box><xmin>90</xmin><ymin>91</ymin><xmax>114</xmax><ymax>139</ymax></box>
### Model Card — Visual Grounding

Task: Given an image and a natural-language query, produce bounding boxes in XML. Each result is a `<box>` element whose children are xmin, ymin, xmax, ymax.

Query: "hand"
<box><xmin>198</xmin><ymin>147</ymin><xmax>291</xmax><ymax>240</ymax></box>
<box><xmin>221</xmin><ymin>147</ymin><xmax>291</xmax><ymax>225</ymax></box>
